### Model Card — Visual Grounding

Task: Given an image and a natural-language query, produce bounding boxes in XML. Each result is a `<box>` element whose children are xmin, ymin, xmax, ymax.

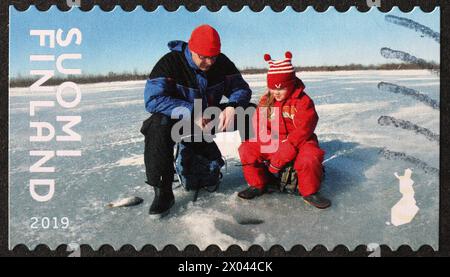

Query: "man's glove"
<box><xmin>268</xmin><ymin>141</ymin><xmax>297</xmax><ymax>174</ymax></box>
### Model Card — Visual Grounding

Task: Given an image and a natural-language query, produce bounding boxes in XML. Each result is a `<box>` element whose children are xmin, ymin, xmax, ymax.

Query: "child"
<box><xmin>238</xmin><ymin>52</ymin><xmax>330</xmax><ymax>209</ymax></box>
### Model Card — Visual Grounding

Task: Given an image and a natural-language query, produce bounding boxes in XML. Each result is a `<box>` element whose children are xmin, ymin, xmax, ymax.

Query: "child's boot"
<box><xmin>303</xmin><ymin>192</ymin><xmax>331</xmax><ymax>209</ymax></box>
<box><xmin>238</xmin><ymin>186</ymin><xmax>265</xmax><ymax>199</ymax></box>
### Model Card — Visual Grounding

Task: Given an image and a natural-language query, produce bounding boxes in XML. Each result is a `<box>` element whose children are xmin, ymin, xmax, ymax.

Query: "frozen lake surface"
<box><xmin>9</xmin><ymin>70</ymin><xmax>439</xmax><ymax>250</ymax></box>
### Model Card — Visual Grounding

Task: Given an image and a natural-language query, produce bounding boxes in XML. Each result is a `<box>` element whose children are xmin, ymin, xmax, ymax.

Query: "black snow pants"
<box><xmin>140</xmin><ymin>113</ymin><xmax>177</xmax><ymax>188</ymax></box>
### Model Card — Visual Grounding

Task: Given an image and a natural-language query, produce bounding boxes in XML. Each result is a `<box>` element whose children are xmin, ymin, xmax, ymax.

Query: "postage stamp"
<box><xmin>8</xmin><ymin>4</ymin><xmax>440</xmax><ymax>252</ymax></box>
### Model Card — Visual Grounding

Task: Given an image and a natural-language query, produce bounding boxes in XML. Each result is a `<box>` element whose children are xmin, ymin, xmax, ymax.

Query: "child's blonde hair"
<box><xmin>259</xmin><ymin>89</ymin><xmax>275</xmax><ymax>117</ymax></box>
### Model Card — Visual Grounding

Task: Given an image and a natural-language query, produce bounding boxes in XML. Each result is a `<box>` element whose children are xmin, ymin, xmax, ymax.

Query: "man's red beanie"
<box><xmin>264</xmin><ymin>51</ymin><xmax>296</xmax><ymax>89</ymax></box>
<box><xmin>188</xmin><ymin>25</ymin><xmax>221</xmax><ymax>57</ymax></box>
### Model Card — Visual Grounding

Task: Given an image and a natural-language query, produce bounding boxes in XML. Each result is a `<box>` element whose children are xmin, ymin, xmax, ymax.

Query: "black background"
<box><xmin>0</xmin><ymin>0</ymin><xmax>448</xmax><ymax>258</ymax></box>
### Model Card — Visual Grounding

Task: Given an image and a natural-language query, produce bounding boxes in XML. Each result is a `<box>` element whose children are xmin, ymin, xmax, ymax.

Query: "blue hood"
<box><xmin>167</xmin><ymin>40</ymin><xmax>199</xmax><ymax>71</ymax></box>
<box><xmin>167</xmin><ymin>40</ymin><xmax>186</xmax><ymax>52</ymax></box>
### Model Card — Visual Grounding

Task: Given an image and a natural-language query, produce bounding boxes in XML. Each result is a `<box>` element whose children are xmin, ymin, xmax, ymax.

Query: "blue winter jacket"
<box><xmin>144</xmin><ymin>41</ymin><xmax>252</xmax><ymax>118</ymax></box>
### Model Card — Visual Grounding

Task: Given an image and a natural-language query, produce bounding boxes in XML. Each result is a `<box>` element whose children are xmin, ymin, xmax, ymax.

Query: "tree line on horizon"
<box><xmin>10</xmin><ymin>62</ymin><xmax>439</xmax><ymax>88</ymax></box>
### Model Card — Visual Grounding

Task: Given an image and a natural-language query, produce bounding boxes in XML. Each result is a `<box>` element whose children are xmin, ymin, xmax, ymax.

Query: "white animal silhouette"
<box><xmin>391</xmin><ymin>169</ymin><xmax>419</xmax><ymax>226</ymax></box>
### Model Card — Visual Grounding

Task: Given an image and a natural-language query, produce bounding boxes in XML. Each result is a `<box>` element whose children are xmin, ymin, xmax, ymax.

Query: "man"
<box><xmin>141</xmin><ymin>25</ymin><xmax>252</xmax><ymax>218</ymax></box>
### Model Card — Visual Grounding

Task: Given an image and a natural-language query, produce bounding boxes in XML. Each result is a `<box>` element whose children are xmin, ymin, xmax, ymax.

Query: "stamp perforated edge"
<box><xmin>2</xmin><ymin>0</ymin><xmax>448</xmax><ymax>257</ymax></box>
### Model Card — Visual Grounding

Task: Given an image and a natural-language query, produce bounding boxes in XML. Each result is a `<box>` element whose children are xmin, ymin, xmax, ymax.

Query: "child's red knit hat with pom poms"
<box><xmin>264</xmin><ymin>51</ymin><xmax>296</xmax><ymax>90</ymax></box>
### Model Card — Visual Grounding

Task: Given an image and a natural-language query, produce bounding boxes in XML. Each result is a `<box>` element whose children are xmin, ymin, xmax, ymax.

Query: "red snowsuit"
<box><xmin>238</xmin><ymin>78</ymin><xmax>325</xmax><ymax>197</ymax></box>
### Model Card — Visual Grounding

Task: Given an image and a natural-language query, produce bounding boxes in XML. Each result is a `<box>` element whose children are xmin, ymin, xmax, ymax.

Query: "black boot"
<box><xmin>149</xmin><ymin>185</ymin><xmax>175</xmax><ymax>218</ymax></box>
<box><xmin>238</xmin><ymin>186</ymin><xmax>265</xmax><ymax>200</ymax></box>
<box><xmin>303</xmin><ymin>192</ymin><xmax>331</xmax><ymax>209</ymax></box>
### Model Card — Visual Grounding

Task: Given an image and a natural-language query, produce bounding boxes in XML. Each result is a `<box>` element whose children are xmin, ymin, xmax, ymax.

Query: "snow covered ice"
<box><xmin>9</xmin><ymin>70</ymin><xmax>439</xmax><ymax>250</ymax></box>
